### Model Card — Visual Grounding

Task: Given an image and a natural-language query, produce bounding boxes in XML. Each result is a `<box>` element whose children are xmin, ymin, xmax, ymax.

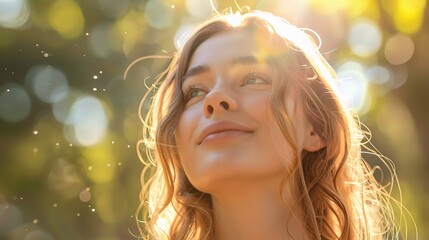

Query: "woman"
<box><xmin>136</xmin><ymin>10</ymin><xmax>402</xmax><ymax>240</ymax></box>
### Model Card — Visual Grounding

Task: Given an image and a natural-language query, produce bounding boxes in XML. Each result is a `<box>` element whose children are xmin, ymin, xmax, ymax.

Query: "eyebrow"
<box><xmin>183</xmin><ymin>65</ymin><xmax>210</xmax><ymax>81</ymax></box>
<box><xmin>231</xmin><ymin>55</ymin><xmax>260</xmax><ymax>65</ymax></box>
<box><xmin>183</xmin><ymin>55</ymin><xmax>261</xmax><ymax>81</ymax></box>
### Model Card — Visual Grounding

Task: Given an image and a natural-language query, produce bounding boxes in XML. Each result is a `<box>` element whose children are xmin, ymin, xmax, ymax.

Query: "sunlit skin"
<box><xmin>175</xmin><ymin>30</ymin><xmax>324</xmax><ymax>240</ymax></box>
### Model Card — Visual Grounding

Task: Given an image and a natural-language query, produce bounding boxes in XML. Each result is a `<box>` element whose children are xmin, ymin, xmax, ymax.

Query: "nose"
<box><xmin>203</xmin><ymin>86</ymin><xmax>237</xmax><ymax>118</ymax></box>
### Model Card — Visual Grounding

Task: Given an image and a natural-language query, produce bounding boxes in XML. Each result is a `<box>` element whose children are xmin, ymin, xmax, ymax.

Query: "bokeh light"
<box><xmin>185</xmin><ymin>0</ymin><xmax>213</xmax><ymax>19</ymax></box>
<box><xmin>386</xmin><ymin>65</ymin><xmax>408</xmax><ymax>89</ymax></box>
<box><xmin>52</xmin><ymin>89</ymin><xmax>81</xmax><ymax>124</ymax></box>
<box><xmin>384</xmin><ymin>33</ymin><xmax>415</xmax><ymax>65</ymax></box>
<box><xmin>365</xmin><ymin>65</ymin><xmax>391</xmax><ymax>85</ymax></box>
<box><xmin>144</xmin><ymin>0</ymin><xmax>174</xmax><ymax>29</ymax></box>
<box><xmin>0</xmin><ymin>0</ymin><xmax>30</xmax><ymax>28</ymax></box>
<box><xmin>25</xmin><ymin>65</ymin><xmax>69</xmax><ymax>103</ymax></box>
<box><xmin>348</xmin><ymin>19</ymin><xmax>382</xmax><ymax>57</ymax></box>
<box><xmin>335</xmin><ymin>61</ymin><xmax>369</xmax><ymax>112</ymax></box>
<box><xmin>116</xmin><ymin>10</ymin><xmax>147</xmax><ymax>56</ymax></box>
<box><xmin>48</xmin><ymin>0</ymin><xmax>84</xmax><ymax>39</ymax></box>
<box><xmin>79</xmin><ymin>188</ymin><xmax>91</xmax><ymax>202</ymax></box>
<box><xmin>63</xmin><ymin>96</ymin><xmax>108</xmax><ymax>146</ymax></box>
<box><xmin>174</xmin><ymin>23</ymin><xmax>197</xmax><ymax>50</ymax></box>
<box><xmin>0</xmin><ymin>203</ymin><xmax>23</xmax><ymax>237</ymax></box>
<box><xmin>89</xmin><ymin>22</ymin><xmax>123</xmax><ymax>58</ymax></box>
<box><xmin>0</xmin><ymin>84</ymin><xmax>31</xmax><ymax>122</ymax></box>
<box><xmin>382</xmin><ymin>0</ymin><xmax>426</xmax><ymax>34</ymax></box>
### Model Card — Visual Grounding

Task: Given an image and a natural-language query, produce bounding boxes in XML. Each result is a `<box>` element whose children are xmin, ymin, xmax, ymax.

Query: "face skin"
<box><xmin>175</xmin><ymin>29</ymin><xmax>319</xmax><ymax>195</ymax></box>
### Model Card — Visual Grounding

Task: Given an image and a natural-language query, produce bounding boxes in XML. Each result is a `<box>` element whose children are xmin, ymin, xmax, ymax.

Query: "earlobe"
<box><xmin>304</xmin><ymin>131</ymin><xmax>326</xmax><ymax>152</ymax></box>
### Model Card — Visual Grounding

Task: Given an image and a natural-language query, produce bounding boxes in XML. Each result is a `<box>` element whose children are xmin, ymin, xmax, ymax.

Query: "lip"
<box><xmin>197</xmin><ymin>121</ymin><xmax>253</xmax><ymax>145</ymax></box>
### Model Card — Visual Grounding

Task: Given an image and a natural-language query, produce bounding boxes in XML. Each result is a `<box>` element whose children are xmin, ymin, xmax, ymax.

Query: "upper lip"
<box><xmin>197</xmin><ymin>121</ymin><xmax>253</xmax><ymax>144</ymax></box>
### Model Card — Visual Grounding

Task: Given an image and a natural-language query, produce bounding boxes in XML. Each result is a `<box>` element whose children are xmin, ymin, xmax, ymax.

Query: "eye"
<box><xmin>185</xmin><ymin>85</ymin><xmax>206</xmax><ymax>101</ymax></box>
<box><xmin>189</xmin><ymin>87</ymin><xmax>204</xmax><ymax>98</ymax></box>
<box><xmin>243</xmin><ymin>72</ymin><xmax>269</xmax><ymax>85</ymax></box>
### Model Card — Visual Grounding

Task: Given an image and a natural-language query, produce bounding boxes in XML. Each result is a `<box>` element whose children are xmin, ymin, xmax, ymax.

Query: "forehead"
<box><xmin>187</xmin><ymin>30</ymin><xmax>270</xmax><ymax>70</ymax></box>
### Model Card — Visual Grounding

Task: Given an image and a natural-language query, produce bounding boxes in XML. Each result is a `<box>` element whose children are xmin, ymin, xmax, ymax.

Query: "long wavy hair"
<box><xmin>135</xmin><ymin>11</ymin><xmax>403</xmax><ymax>240</ymax></box>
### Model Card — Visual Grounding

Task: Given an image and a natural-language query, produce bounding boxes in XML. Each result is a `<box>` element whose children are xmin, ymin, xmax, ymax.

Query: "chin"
<box><xmin>186</xmin><ymin>163</ymin><xmax>285</xmax><ymax>195</ymax></box>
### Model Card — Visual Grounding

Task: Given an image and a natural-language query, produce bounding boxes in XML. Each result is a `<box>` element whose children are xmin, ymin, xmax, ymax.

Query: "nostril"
<box><xmin>207</xmin><ymin>105</ymin><xmax>214</xmax><ymax>113</ymax></box>
<box><xmin>220</xmin><ymin>101</ymin><xmax>229</xmax><ymax>110</ymax></box>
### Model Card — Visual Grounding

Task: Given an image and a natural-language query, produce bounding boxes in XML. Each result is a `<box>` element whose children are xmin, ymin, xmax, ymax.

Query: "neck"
<box><xmin>211</xmin><ymin>177</ymin><xmax>307</xmax><ymax>240</ymax></box>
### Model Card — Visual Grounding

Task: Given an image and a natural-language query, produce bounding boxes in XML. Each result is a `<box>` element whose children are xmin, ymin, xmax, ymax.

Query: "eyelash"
<box><xmin>183</xmin><ymin>72</ymin><xmax>270</xmax><ymax>101</ymax></box>
<box><xmin>185</xmin><ymin>84</ymin><xmax>205</xmax><ymax>100</ymax></box>
<box><xmin>242</xmin><ymin>72</ymin><xmax>269</xmax><ymax>85</ymax></box>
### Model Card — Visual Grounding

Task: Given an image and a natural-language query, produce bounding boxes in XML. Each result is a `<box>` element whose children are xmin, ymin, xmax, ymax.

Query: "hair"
<box><xmin>134</xmin><ymin>10</ymin><xmax>406</xmax><ymax>240</ymax></box>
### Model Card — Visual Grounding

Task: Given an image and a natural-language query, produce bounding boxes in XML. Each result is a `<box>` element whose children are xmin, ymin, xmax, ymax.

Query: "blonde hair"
<box><xmin>135</xmin><ymin>11</ymin><xmax>404</xmax><ymax>240</ymax></box>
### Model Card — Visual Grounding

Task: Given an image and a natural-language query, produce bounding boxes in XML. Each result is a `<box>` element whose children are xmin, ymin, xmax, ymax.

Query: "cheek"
<box><xmin>267</xmin><ymin>98</ymin><xmax>300</xmax><ymax>168</ymax></box>
<box><xmin>174</xmin><ymin>113</ymin><xmax>207</xmax><ymax>191</ymax></box>
<box><xmin>174</xmin><ymin>106</ymin><xmax>201</xmax><ymax>174</ymax></box>
<box><xmin>175</xmin><ymin>106</ymin><xmax>200</xmax><ymax>145</ymax></box>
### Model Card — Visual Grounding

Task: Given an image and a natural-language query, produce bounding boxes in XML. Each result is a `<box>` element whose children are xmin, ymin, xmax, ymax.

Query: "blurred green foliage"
<box><xmin>0</xmin><ymin>0</ymin><xmax>428</xmax><ymax>239</ymax></box>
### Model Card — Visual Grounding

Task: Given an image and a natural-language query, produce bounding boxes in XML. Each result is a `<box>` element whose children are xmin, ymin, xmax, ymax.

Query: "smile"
<box><xmin>201</xmin><ymin>130</ymin><xmax>252</xmax><ymax>145</ymax></box>
<box><xmin>197</xmin><ymin>121</ymin><xmax>253</xmax><ymax>145</ymax></box>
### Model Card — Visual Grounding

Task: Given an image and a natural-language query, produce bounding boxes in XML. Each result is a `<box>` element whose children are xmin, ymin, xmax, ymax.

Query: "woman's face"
<box><xmin>175</xmin><ymin>29</ymin><xmax>310</xmax><ymax>194</ymax></box>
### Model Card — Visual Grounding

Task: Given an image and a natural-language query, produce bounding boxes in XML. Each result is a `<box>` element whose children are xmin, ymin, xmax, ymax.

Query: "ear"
<box><xmin>303</xmin><ymin>128</ymin><xmax>326</xmax><ymax>152</ymax></box>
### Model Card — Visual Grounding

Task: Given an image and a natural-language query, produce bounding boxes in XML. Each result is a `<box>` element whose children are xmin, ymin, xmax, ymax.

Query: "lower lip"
<box><xmin>200</xmin><ymin>130</ymin><xmax>252</xmax><ymax>145</ymax></box>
